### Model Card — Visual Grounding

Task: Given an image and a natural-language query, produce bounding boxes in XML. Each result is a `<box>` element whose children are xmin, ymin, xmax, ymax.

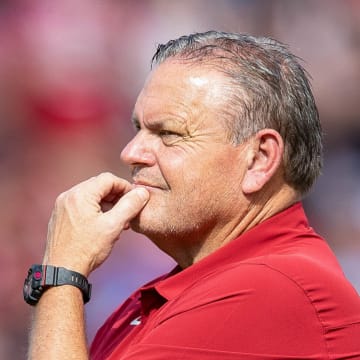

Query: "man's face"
<box><xmin>120</xmin><ymin>60</ymin><xmax>248</xmax><ymax>251</ymax></box>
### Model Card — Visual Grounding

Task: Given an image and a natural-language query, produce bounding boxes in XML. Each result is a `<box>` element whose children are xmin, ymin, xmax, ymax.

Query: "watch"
<box><xmin>23</xmin><ymin>264</ymin><xmax>92</xmax><ymax>306</ymax></box>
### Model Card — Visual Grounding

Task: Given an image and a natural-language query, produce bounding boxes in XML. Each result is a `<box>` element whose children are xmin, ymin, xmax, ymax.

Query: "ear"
<box><xmin>241</xmin><ymin>129</ymin><xmax>284</xmax><ymax>194</ymax></box>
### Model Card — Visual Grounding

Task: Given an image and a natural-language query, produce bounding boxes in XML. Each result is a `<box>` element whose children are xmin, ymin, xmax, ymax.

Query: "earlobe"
<box><xmin>241</xmin><ymin>129</ymin><xmax>284</xmax><ymax>195</ymax></box>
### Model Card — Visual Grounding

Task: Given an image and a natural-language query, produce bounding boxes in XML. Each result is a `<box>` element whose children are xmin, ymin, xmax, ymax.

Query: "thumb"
<box><xmin>109</xmin><ymin>187</ymin><xmax>149</xmax><ymax>227</ymax></box>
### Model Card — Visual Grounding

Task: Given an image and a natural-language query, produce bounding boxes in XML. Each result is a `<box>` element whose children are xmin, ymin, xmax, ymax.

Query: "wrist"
<box><xmin>43</xmin><ymin>254</ymin><xmax>92</xmax><ymax>278</ymax></box>
<box><xmin>23</xmin><ymin>264</ymin><xmax>92</xmax><ymax>306</ymax></box>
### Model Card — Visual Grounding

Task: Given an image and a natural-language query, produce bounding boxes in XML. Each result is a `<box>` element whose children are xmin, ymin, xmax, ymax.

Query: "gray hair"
<box><xmin>151</xmin><ymin>31</ymin><xmax>323</xmax><ymax>195</ymax></box>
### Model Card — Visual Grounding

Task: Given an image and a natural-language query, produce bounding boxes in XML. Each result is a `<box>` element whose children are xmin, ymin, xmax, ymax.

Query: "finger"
<box><xmin>107</xmin><ymin>187</ymin><xmax>149</xmax><ymax>228</ymax></box>
<box><xmin>95</xmin><ymin>174</ymin><xmax>133</xmax><ymax>202</ymax></box>
<box><xmin>73</xmin><ymin>173</ymin><xmax>133</xmax><ymax>202</ymax></box>
<box><xmin>101</xmin><ymin>182</ymin><xmax>135</xmax><ymax>204</ymax></box>
<box><xmin>102</xmin><ymin>192</ymin><xmax>120</xmax><ymax>203</ymax></box>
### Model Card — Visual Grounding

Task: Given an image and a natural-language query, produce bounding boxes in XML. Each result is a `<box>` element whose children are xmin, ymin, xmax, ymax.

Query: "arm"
<box><xmin>27</xmin><ymin>173</ymin><xmax>149</xmax><ymax>360</ymax></box>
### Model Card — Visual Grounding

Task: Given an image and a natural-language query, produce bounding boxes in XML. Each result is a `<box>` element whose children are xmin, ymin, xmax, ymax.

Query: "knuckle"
<box><xmin>55</xmin><ymin>192</ymin><xmax>66</xmax><ymax>205</ymax></box>
<box><xmin>98</xmin><ymin>172</ymin><xmax>114</xmax><ymax>181</ymax></box>
<box><xmin>66</xmin><ymin>190</ymin><xmax>77</xmax><ymax>203</ymax></box>
<box><xmin>55</xmin><ymin>189</ymin><xmax>78</xmax><ymax>208</ymax></box>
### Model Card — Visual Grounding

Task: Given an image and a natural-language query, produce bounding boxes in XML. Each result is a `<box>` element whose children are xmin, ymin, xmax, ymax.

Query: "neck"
<box><xmin>166</xmin><ymin>184</ymin><xmax>300</xmax><ymax>269</ymax></box>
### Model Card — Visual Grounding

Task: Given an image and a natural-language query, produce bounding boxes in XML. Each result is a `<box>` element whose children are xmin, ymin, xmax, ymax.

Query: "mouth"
<box><xmin>132</xmin><ymin>179</ymin><xmax>163</xmax><ymax>191</ymax></box>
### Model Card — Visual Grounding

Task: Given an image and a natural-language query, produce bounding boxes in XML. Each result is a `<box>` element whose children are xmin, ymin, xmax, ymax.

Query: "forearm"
<box><xmin>28</xmin><ymin>285</ymin><xmax>88</xmax><ymax>360</ymax></box>
<box><xmin>26</xmin><ymin>174</ymin><xmax>149</xmax><ymax>359</ymax></box>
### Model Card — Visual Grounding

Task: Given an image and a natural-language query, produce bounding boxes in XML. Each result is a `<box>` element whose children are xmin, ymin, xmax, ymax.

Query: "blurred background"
<box><xmin>0</xmin><ymin>0</ymin><xmax>359</xmax><ymax>358</ymax></box>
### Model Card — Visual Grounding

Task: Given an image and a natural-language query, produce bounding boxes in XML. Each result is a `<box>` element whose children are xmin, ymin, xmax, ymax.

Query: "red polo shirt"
<box><xmin>90</xmin><ymin>203</ymin><xmax>360</xmax><ymax>359</ymax></box>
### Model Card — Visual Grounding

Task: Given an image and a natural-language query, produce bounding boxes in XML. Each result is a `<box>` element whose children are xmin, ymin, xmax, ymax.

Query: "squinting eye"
<box><xmin>159</xmin><ymin>130</ymin><xmax>178</xmax><ymax>137</ymax></box>
<box><xmin>159</xmin><ymin>130</ymin><xmax>182</xmax><ymax>144</ymax></box>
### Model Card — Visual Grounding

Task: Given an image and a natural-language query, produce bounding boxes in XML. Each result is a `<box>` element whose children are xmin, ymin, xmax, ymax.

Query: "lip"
<box><xmin>133</xmin><ymin>180</ymin><xmax>163</xmax><ymax>190</ymax></box>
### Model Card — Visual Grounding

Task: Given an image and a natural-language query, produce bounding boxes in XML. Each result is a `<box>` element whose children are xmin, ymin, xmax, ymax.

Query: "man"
<box><xmin>25</xmin><ymin>31</ymin><xmax>360</xmax><ymax>359</ymax></box>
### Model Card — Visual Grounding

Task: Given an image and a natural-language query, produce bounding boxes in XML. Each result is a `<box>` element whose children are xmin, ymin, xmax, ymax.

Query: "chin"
<box><xmin>129</xmin><ymin>207</ymin><xmax>155</xmax><ymax>235</ymax></box>
<box><xmin>130</xmin><ymin>199</ymin><xmax>158</xmax><ymax>230</ymax></box>
<box><xmin>129</xmin><ymin>210</ymin><xmax>170</xmax><ymax>242</ymax></box>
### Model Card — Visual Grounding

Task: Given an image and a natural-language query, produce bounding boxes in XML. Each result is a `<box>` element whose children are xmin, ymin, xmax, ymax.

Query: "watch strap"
<box><xmin>44</xmin><ymin>265</ymin><xmax>92</xmax><ymax>303</ymax></box>
<box><xmin>26</xmin><ymin>264</ymin><xmax>91</xmax><ymax>304</ymax></box>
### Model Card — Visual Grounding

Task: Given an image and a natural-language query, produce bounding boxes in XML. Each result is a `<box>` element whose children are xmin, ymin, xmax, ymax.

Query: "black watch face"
<box><xmin>23</xmin><ymin>266</ymin><xmax>43</xmax><ymax>306</ymax></box>
<box><xmin>23</xmin><ymin>265</ymin><xmax>91</xmax><ymax>305</ymax></box>
<box><xmin>23</xmin><ymin>276</ymin><xmax>35</xmax><ymax>305</ymax></box>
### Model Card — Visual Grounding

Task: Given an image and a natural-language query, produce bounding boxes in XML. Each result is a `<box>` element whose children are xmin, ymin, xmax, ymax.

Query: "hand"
<box><xmin>43</xmin><ymin>172</ymin><xmax>149</xmax><ymax>276</ymax></box>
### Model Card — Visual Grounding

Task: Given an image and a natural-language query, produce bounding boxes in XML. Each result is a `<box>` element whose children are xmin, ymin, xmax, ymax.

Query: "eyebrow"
<box><xmin>131</xmin><ymin>113</ymin><xmax>187</xmax><ymax>132</ymax></box>
<box><xmin>131</xmin><ymin>114</ymin><xmax>165</xmax><ymax>130</ymax></box>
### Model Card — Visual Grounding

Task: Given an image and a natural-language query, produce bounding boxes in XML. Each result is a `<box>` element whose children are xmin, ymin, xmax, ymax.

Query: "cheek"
<box><xmin>158</xmin><ymin>147</ymin><xmax>239</xmax><ymax>195</ymax></box>
<box><xmin>165</xmin><ymin>157</ymin><xmax>203</xmax><ymax>191</ymax></box>
<box><xmin>157</xmin><ymin>151</ymin><xmax>188</xmax><ymax>184</ymax></box>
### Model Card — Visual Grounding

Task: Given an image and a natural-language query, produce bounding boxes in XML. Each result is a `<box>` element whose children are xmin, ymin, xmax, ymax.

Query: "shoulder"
<box><xmin>163</xmin><ymin>251</ymin><xmax>360</xmax><ymax>332</ymax></box>
<box><xmin>153</xmin><ymin>256</ymin><xmax>360</xmax><ymax>356</ymax></box>
<box><xmin>149</xmin><ymin>260</ymin><xmax>329</xmax><ymax>356</ymax></box>
<box><xmin>196</xmin><ymin>253</ymin><xmax>360</xmax><ymax>321</ymax></box>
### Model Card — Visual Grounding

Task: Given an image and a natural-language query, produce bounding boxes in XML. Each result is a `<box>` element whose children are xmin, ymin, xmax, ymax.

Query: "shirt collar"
<box><xmin>141</xmin><ymin>202</ymin><xmax>310</xmax><ymax>309</ymax></box>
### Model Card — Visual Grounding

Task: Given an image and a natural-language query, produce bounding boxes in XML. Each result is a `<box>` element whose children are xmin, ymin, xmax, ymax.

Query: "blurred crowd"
<box><xmin>0</xmin><ymin>0</ymin><xmax>359</xmax><ymax>358</ymax></box>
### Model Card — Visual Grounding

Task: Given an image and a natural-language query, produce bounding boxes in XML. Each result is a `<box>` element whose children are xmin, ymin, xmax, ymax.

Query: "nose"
<box><xmin>120</xmin><ymin>132</ymin><xmax>156</xmax><ymax>166</ymax></box>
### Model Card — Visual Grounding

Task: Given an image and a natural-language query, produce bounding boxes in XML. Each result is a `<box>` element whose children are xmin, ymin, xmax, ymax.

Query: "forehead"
<box><xmin>133</xmin><ymin>60</ymin><xmax>229</xmax><ymax>124</ymax></box>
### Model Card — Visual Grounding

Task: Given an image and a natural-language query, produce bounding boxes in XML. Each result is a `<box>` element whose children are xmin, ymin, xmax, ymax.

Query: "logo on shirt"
<box><xmin>130</xmin><ymin>316</ymin><xmax>142</xmax><ymax>326</ymax></box>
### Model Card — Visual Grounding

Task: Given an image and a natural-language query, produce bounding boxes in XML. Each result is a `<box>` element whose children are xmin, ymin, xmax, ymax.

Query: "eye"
<box><xmin>131</xmin><ymin>116</ymin><xmax>142</xmax><ymax>133</ymax></box>
<box><xmin>134</xmin><ymin>123</ymin><xmax>141</xmax><ymax>132</ymax></box>
<box><xmin>159</xmin><ymin>130</ymin><xmax>178</xmax><ymax>137</ymax></box>
<box><xmin>159</xmin><ymin>130</ymin><xmax>182</xmax><ymax>145</ymax></box>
